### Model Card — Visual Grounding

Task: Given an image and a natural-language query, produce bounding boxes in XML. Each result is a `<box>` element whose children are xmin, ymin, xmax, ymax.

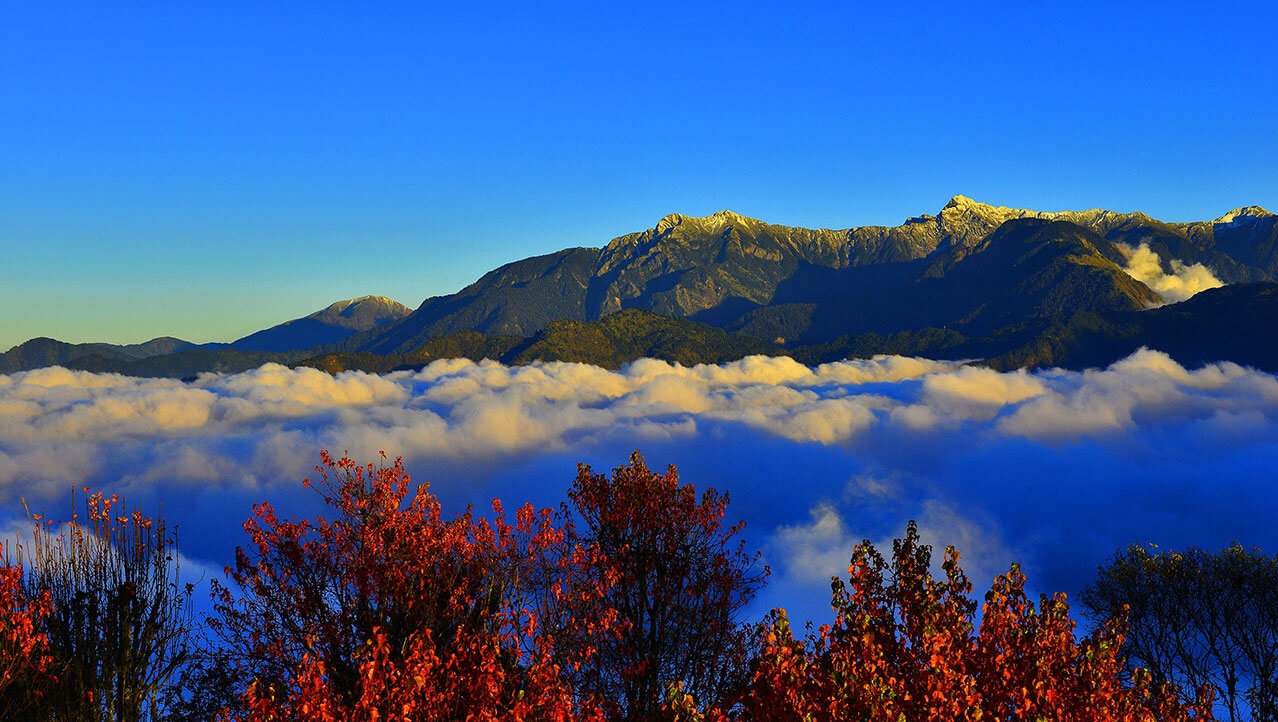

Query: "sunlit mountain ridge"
<box><xmin>5</xmin><ymin>197</ymin><xmax>1277</xmax><ymax>376</ymax></box>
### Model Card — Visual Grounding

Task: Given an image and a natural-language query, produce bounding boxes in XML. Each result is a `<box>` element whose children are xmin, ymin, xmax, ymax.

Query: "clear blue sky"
<box><xmin>2</xmin><ymin>2</ymin><xmax>1275</xmax><ymax>349</ymax></box>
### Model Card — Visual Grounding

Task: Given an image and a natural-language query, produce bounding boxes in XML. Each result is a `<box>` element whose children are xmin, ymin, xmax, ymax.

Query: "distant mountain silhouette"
<box><xmin>0</xmin><ymin>297</ymin><xmax>409</xmax><ymax>374</ymax></box>
<box><xmin>230</xmin><ymin>296</ymin><xmax>411</xmax><ymax>352</ymax></box>
<box><xmin>5</xmin><ymin>198</ymin><xmax>1276</xmax><ymax>376</ymax></box>
<box><xmin>299</xmin><ymin>309</ymin><xmax>781</xmax><ymax>373</ymax></box>
<box><xmin>0</xmin><ymin>336</ymin><xmax>196</xmax><ymax>374</ymax></box>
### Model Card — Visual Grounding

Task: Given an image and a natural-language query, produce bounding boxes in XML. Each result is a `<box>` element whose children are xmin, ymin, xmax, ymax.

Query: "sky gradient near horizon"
<box><xmin>3</xmin><ymin>2</ymin><xmax>1276</xmax><ymax>350</ymax></box>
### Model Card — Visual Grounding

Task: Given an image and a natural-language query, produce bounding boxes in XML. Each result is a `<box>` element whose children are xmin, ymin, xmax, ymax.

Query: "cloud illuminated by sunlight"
<box><xmin>1119</xmin><ymin>242</ymin><xmax>1223</xmax><ymax>305</ymax></box>
<box><xmin>2</xmin><ymin>350</ymin><xmax>1277</xmax><ymax>624</ymax></box>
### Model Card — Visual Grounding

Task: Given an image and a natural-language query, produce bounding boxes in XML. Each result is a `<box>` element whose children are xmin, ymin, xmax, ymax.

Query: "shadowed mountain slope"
<box><xmin>363</xmin><ymin>196</ymin><xmax>1266</xmax><ymax>356</ymax></box>
<box><xmin>359</xmin><ymin>247</ymin><xmax>602</xmax><ymax>354</ymax></box>
<box><xmin>0</xmin><ymin>336</ymin><xmax>197</xmax><ymax>374</ymax></box>
<box><xmin>230</xmin><ymin>296</ymin><xmax>412</xmax><ymax>352</ymax></box>
<box><xmin>987</xmin><ymin>282</ymin><xmax>1278</xmax><ymax>371</ymax></box>
<box><xmin>300</xmin><ymin>309</ymin><xmax>780</xmax><ymax>373</ymax></box>
<box><xmin>731</xmin><ymin>218</ymin><xmax>1160</xmax><ymax>344</ymax></box>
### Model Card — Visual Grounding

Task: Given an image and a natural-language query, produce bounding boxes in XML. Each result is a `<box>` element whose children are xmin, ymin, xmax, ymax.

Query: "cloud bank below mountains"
<box><xmin>3</xmin><ymin>351</ymin><xmax>1277</xmax><ymax>623</ymax></box>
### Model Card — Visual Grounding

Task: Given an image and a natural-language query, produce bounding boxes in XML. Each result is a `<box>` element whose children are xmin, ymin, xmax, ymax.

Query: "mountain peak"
<box><xmin>1213</xmin><ymin>206</ymin><xmax>1274</xmax><ymax>224</ymax></box>
<box><xmin>941</xmin><ymin>195</ymin><xmax>1031</xmax><ymax>217</ymax></box>
<box><xmin>229</xmin><ymin>296</ymin><xmax>413</xmax><ymax>353</ymax></box>
<box><xmin>944</xmin><ymin>194</ymin><xmax>987</xmax><ymax>210</ymax></box>
<box><xmin>318</xmin><ymin>295</ymin><xmax>404</xmax><ymax>315</ymax></box>
<box><xmin>655</xmin><ymin>213</ymin><xmax>687</xmax><ymax>233</ymax></box>
<box><xmin>307</xmin><ymin>296</ymin><xmax>412</xmax><ymax>330</ymax></box>
<box><xmin>934</xmin><ymin>196</ymin><xmax>1037</xmax><ymax>251</ymax></box>
<box><xmin>652</xmin><ymin>209</ymin><xmax>761</xmax><ymax>235</ymax></box>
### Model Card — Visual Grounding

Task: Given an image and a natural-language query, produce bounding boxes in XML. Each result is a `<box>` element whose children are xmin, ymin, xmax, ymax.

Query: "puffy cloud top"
<box><xmin>1119</xmin><ymin>242</ymin><xmax>1224</xmax><ymax>305</ymax></box>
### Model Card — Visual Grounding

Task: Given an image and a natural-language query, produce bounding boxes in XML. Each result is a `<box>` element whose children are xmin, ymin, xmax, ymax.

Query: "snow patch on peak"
<box><xmin>704</xmin><ymin>209</ymin><xmax>762</xmax><ymax>228</ymax></box>
<box><xmin>936</xmin><ymin>196</ymin><xmax>1034</xmax><ymax>247</ymax></box>
<box><xmin>322</xmin><ymin>298</ymin><xmax>358</xmax><ymax>314</ymax></box>
<box><xmin>323</xmin><ymin>296</ymin><xmax>398</xmax><ymax>314</ymax></box>
<box><xmin>655</xmin><ymin>213</ymin><xmax>687</xmax><ymax>234</ymax></box>
<box><xmin>655</xmin><ymin>210</ymin><xmax>760</xmax><ymax>234</ymax></box>
<box><xmin>1213</xmin><ymin>206</ymin><xmax>1273</xmax><ymax>224</ymax></box>
<box><xmin>944</xmin><ymin>194</ymin><xmax>985</xmax><ymax>210</ymax></box>
<box><xmin>942</xmin><ymin>195</ymin><xmax>1038</xmax><ymax>219</ymax></box>
<box><xmin>309</xmin><ymin>296</ymin><xmax>411</xmax><ymax>327</ymax></box>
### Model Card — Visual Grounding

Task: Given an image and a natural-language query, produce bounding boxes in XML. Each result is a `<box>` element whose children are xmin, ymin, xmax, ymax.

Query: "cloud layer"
<box><xmin>3</xmin><ymin>351</ymin><xmax>1277</xmax><ymax>624</ymax></box>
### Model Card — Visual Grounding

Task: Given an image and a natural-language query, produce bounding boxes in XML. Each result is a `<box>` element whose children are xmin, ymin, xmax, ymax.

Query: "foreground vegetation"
<box><xmin>6</xmin><ymin>451</ymin><xmax>1265</xmax><ymax>720</ymax></box>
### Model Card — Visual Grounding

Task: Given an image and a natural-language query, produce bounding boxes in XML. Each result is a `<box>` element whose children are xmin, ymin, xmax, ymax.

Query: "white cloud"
<box><xmin>922</xmin><ymin>366</ymin><xmax>1046</xmax><ymax>421</ymax></box>
<box><xmin>2</xmin><ymin>351</ymin><xmax>1278</xmax><ymax>627</ymax></box>
<box><xmin>767</xmin><ymin>499</ymin><xmax>1014</xmax><ymax>592</ymax></box>
<box><xmin>912</xmin><ymin>500</ymin><xmax>1015</xmax><ymax>590</ymax></box>
<box><xmin>1119</xmin><ymin>242</ymin><xmax>1224</xmax><ymax>305</ymax></box>
<box><xmin>769</xmin><ymin>503</ymin><xmax>859</xmax><ymax>586</ymax></box>
<box><xmin>2</xmin><ymin>351</ymin><xmax>1275</xmax><ymax>480</ymax></box>
<box><xmin>217</xmin><ymin>364</ymin><xmax>408</xmax><ymax>411</ymax></box>
<box><xmin>998</xmin><ymin>349</ymin><xmax>1277</xmax><ymax>439</ymax></box>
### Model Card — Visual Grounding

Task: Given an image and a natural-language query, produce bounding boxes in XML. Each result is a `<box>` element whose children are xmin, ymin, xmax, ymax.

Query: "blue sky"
<box><xmin>2</xmin><ymin>2</ymin><xmax>1276</xmax><ymax>350</ymax></box>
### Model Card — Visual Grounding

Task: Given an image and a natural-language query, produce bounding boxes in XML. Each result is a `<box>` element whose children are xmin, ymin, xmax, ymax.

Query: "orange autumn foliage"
<box><xmin>0</xmin><ymin>541</ymin><xmax>55</xmax><ymax>718</ymax></box>
<box><xmin>675</xmin><ymin>522</ymin><xmax>1215</xmax><ymax>722</ymax></box>
<box><xmin>201</xmin><ymin>451</ymin><xmax>1221</xmax><ymax>721</ymax></box>
<box><xmin>219</xmin><ymin>451</ymin><xmax>617</xmax><ymax>722</ymax></box>
<box><xmin>235</xmin><ymin>622</ymin><xmax>607</xmax><ymax>722</ymax></box>
<box><xmin>568</xmin><ymin>452</ymin><xmax>766</xmax><ymax>721</ymax></box>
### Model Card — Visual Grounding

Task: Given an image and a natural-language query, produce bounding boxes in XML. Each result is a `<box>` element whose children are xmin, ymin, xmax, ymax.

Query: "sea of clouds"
<box><xmin>3</xmin><ymin>350</ymin><xmax>1276</xmax><ymax>625</ymax></box>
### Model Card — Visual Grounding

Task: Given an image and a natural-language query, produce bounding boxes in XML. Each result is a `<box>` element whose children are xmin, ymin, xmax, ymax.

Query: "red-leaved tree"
<box><xmin>213</xmin><ymin>451</ymin><xmax>617</xmax><ymax>721</ymax></box>
<box><xmin>673</xmin><ymin>521</ymin><xmax>1215</xmax><ymax>722</ymax></box>
<box><xmin>566</xmin><ymin>452</ymin><xmax>767</xmax><ymax>721</ymax></box>
<box><xmin>0</xmin><ymin>542</ymin><xmax>55</xmax><ymax>719</ymax></box>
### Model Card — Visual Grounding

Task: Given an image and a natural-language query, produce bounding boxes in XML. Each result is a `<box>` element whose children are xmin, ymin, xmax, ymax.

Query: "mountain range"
<box><xmin>5</xmin><ymin>196</ymin><xmax>1277</xmax><ymax>376</ymax></box>
<box><xmin>0</xmin><ymin>296</ymin><xmax>408</xmax><ymax>375</ymax></box>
